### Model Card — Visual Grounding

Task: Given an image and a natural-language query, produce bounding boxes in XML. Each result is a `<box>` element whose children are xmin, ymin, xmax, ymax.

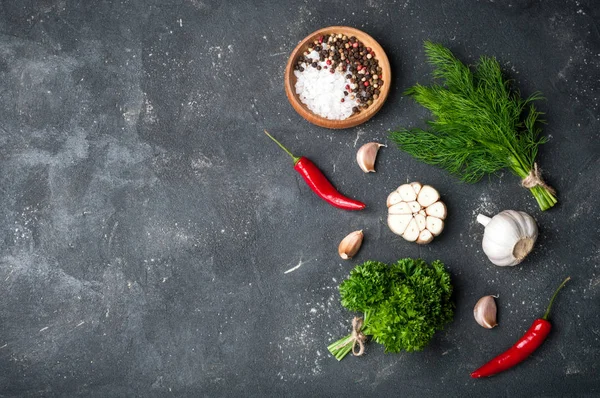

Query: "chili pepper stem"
<box><xmin>542</xmin><ymin>277</ymin><xmax>571</xmax><ymax>320</ymax></box>
<box><xmin>264</xmin><ymin>130</ymin><xmax>301</xmax><ymax>165</ymax></box>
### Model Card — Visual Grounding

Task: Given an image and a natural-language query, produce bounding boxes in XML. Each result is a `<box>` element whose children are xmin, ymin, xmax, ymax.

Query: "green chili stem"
<box><xmin>264</xmin><ymin>130</ymin><xmax>301</xmax><ymax>165</ymax></box>
<box><xmin>542</xmin><ymin>277</ymin><xmax>571</xmax><ymax>320</ymax></box>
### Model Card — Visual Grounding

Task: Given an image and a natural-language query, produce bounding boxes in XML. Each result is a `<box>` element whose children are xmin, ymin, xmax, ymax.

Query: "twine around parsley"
<box><xmin>347</xmin><ymin>316</ymin><xmax>367</xmax><ymax>356</ymax></box>
<box><xmin>521</xmin><ymin>163</ymin><xmax>556</xmax><ymax>195</ymax></box>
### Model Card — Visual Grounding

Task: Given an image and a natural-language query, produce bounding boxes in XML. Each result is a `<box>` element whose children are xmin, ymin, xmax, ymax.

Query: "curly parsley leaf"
<box><xmin>329</xmin><ymin>258</ymin><xmax>454</xmax><ymax>360</ymax></box>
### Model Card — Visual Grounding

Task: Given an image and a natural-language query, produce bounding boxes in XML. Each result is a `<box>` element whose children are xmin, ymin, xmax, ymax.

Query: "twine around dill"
<box><xmin>521</xmin><ymin>163</ymin><xmax>556</xmax><ymax>195</ymax></box>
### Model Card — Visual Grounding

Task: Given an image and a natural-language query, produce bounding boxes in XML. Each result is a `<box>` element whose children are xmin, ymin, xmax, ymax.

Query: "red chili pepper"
<box><xmin>264</xmin><ymin>130</ymin><xmax>365</xmax><ymax>211</ymax></box>
<box><xmin>471</xmin><ymin>277</ymin><xmax>571</xmax><ymax>378</ymax></box>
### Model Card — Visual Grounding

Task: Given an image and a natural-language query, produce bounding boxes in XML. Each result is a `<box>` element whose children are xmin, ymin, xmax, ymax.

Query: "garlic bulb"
<box><xmin>473</xmin><ymin>295</ymin><xmax>498</xmax><ymax>329</ymax></box>
<box><xmin>387</xmin><ymin>182</ymin><xmax>447</xmax><ymax>244</ymax></box>
<box><xmin>356</xmin><ymin>142</ymin><xmax>385</xmax><ymax>173</ymax></box>
<box><xmin>477</xmin><ymin>210</ymin><xmax>538</xmax><ymax>266</ymax></box>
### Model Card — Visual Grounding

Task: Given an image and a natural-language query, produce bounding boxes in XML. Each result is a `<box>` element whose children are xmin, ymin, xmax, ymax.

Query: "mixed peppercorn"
<box><xmin>293</xmin><ymin>33</ymin><xmax>384</xmax><ymax>114</ymax></box>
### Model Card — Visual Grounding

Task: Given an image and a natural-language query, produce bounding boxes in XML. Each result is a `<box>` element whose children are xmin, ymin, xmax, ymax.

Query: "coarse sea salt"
<box><xmin>294</xmin><ymin>49</ymin><xmax>359</xmax><ymax>120</ymax></box>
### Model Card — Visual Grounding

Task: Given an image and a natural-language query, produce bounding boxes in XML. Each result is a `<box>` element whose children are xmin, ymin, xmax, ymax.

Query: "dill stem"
<box><xmin>509</xmin><ymin>152</ymin><xmax>556</xmax><ymax>211</ymax></box>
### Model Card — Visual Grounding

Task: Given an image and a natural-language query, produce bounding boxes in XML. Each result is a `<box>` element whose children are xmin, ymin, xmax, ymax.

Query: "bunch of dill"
<box><xmin>391</xmin><ymin>42</ymin><xmax>557</xmax><ymax>211</ymax></box>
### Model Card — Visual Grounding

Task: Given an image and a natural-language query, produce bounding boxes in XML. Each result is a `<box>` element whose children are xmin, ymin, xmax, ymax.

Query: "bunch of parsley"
<box><xmin>328</xmin><ymin>259</ymin><xmax>454</xmax><ymax>360</ymax></box>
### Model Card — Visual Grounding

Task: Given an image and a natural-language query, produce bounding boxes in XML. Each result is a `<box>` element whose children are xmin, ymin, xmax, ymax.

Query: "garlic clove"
<box><xmin>417</xmin><ymin>185</ymin><xmax>440</xmax><ymax>207</ymax></box>
<box><xmin>338</xmin><ymin>230</ymin><xmax>364</xmax><ymax>260</ymax></box>
<box><xmin>388</xmin><ymin>201</ymin><xmax>412</xmax><ymax>215</ymax></box>
<box><xmin>356</xmin><ymin>142</ymin><xmax>386</xmax><ymax>173</ymax></box>
<box><xmin>398</xmin><ymin>184</ymin><xmax>418</xmax><ymax>202</ymax></box>
<box><xmin>411</xmin><ymin>182</ymin><xmax>422</xmax><ymax>195</ymax></box>
<box><xmin>407</xmin><ymin>201</ymin><xmax>422</xmax><ymax>213</ymax></box>
<box><xmin>416</xmin><ymin>229</ymin><xmax>434</xmax><ymax>244</ymax></box>
<box><xmin>473</xmin><ymin>295</ymin><xmax>498</xmax><ymax>329</ymax></box>
<box><xmin>425</xmin><ymin>201</ymin><xmax>447</xmax><ymax>220</ymax></box>
<box><xmin>386</xmin><ymin>190</ymin><xmax>403</xmax><ymax>208</ymax></box>
<box><xmin>388</xmin><ymin>214</ymin><xmax>412</xmax><ymax>235</ymax></box>
<box><xmin>402</xmin><ymin>218</ymin><xmax>420</xmax><ymax>242</ymax></box>
<box><xmin>414</xmin><ymin>213</ymin><xmax>427</xmax><ymax>231</ymax></box>
<box><xmin>426</xmin><ymin>216</ymin><xmax>444</xmax><ymax>236</ymax></box>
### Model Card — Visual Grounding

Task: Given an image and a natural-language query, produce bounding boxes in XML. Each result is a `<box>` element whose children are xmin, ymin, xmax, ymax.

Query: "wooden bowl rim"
<box><xmin>284</xmin><ymin>26</ymin><xmax>391</xmax><ymax>130</ymax></box>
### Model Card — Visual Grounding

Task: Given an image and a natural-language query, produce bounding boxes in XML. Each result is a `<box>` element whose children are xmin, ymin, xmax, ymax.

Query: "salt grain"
<box><xmin>294</xmin><ymin>49</ymin><xmax>359</xmax><ymax>120</ymax></box>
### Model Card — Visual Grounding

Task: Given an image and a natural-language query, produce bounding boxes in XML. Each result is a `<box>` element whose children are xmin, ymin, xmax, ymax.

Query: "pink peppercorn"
<box><xmin>326</xmin><ymin>59</ymin><xmax>332</xmax><ymax>65</ymax></box>
<box><xmin>352</xmin><ymin>42</ymin><xmax>358</xmax><ymax>48</ymax></box>
<box><xmin>364</xmin><ymin>81</ymin><xmax>369</xmax><ymax>87</ymax></box>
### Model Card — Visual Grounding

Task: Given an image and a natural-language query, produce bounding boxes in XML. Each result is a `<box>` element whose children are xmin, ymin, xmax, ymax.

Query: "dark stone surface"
<box><xmin>0</xmin><ymin>0</ymin><xmax>599</xmax><ymax>396</ymax></box>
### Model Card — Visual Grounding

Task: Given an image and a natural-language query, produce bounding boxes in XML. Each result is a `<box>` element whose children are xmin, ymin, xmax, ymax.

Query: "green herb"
<box><xmin>390</xmin><ymin>42</ymin><xmax>557</xmax><ymax>211</ymax></box>
<box><xmin>327</xmin><ymin>258</ymin><xmax>454</xmax><ymax>361</ymax></box>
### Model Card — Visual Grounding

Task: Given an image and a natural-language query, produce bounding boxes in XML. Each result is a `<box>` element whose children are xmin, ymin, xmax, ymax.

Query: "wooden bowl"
<box><xmin>284</xmin><ymin>26</ymin><xmax>391</xmax><ymax>129</ymax></box>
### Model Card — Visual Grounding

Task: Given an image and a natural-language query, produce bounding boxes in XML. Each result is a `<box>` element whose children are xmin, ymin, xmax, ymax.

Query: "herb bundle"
<box><xmin>391</xmin><ymin>42</ymin><xmax>557</xmax><ymax>211</ymax></box>
<box><xmin>328</xmin><ymin>259</ymin><xmax>454</xmax><ymax>360</ymax></box>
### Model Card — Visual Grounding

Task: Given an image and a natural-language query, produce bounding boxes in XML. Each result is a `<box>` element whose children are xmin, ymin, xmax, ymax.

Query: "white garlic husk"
<box><xmin>477</xmin><ymin>210</ymin><xmax>538</xmax><ymax>266</ymax></box>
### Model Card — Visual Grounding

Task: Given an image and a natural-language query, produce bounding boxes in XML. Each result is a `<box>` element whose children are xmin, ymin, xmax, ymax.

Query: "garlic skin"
<box><xmin>356</xmin><ymin>142</ymin><xmax>385</xmax><ymax>173</ymax></box>
<box><xmin>338</xmin><ymin>230</ymin><xmax>364</xmax><ymax>260</ymax></box>
<box><xmin>477</xmin><ymin>210</ymin><xmax>538</xmax><ymax>266</ymax></box>
<box><xmin>474</xmin><ymin>295</ymin><xmax>498</xmax><ymax>329</ymax></box>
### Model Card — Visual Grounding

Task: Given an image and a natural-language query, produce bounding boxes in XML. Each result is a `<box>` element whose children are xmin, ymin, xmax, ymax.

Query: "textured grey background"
<box><xmin>0</xmin><ymin>0</ymin><xmax>599</xmax><ymax>396</ymax></box>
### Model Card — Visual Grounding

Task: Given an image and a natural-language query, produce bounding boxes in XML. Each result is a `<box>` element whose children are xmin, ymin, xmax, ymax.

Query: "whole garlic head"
<box><xmin>477</xmin><ymin>210</ymin><xmax>538</xmax><ymax>266</ymax></box>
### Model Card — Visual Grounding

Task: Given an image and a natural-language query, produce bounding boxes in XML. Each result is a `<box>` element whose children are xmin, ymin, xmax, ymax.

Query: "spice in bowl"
<box><xmin>293</xmin><ymin>33</ymin><xmax>384</xmax><ymax>121</ymax></box>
